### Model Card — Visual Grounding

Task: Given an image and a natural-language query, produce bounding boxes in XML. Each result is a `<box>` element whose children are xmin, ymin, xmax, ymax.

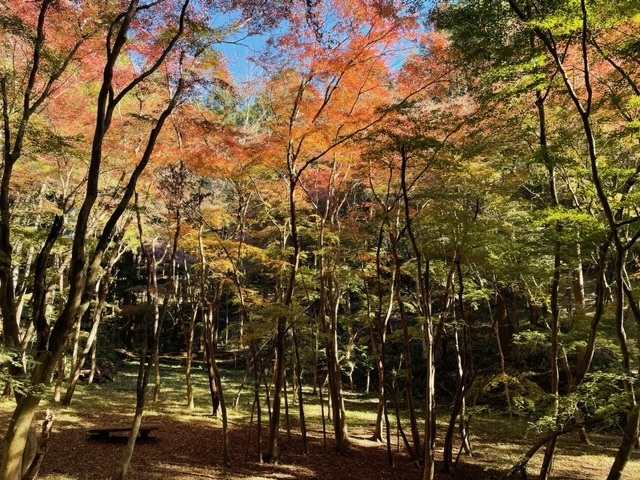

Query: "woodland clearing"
<box><xmin>1</xmin><ymin>359</ymin><xmax>638</xmax><ymax>480</ymax></box>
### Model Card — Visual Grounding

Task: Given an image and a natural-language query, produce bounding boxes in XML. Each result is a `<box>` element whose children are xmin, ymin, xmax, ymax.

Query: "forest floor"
<box><xmin>1</xmin><ymin>356</ymin><xmax>639</xmax><ymax>480</ymax></box>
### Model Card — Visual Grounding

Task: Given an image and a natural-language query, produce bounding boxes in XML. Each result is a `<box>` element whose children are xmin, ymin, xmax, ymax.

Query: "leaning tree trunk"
<box><xmin>114</xmin><ymin>300</ymin><xmax>155</xmax><ymax>480</ymax></box>
<box><xmin>63</xmin><ymin>233</ymin><xmax>127</xmax><ymax>406</ymax></box>
<box><xmin>0</xmin><ymin>3</ymin><xmax>189</xmax><ymax>474</ymax></box>
<box><xmin>114</xmin><ymin>192</ymin><xmax>162</xmax><ymax>480</ymax></box>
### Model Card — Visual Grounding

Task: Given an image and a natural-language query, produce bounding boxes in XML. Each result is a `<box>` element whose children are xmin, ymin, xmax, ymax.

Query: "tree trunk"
<box><xmin>69</xmin><ymin>311</ymin><xmax>83</xmax><ymax>382</ymax></box>
<box><xmin>115</xmin><ymin>191</ymin><xmax>161</xmax><ymax>480</ymax></box>
<box><xmin>22</xmin><ymin>409</ymin><xmax>55</xmax><ymax>480</ymax></box>
<box><xmin>322</xmin><ymin>267</ymin><xmax>349</xmax><ymax>454</ymax></box>
<box><xmin>63</xmin><ymin>274</ymin><xmax>111</xmax><ymax>405</ymax></box>
<box><xmin>369</xmin><ymin>222</ymin><xmax>393</xmax><ymax>443</ymax></box>
<box><xmin>496</xmin><ymin>292</ymin><xmax>512</xmax><ymax>362</ymax></box>
<box><xmin>88</xmin><ymin>340</ymin><xmax>97</xmax><ymax>385</ymax></box>
<box><xmin>265</xmin><ymin>317</ymin><xmax>287</xmax><ymax>462</ymax></box>
<box><xmin>114</xmin><ymin>302</ymin><xmax>153</xmax><ymax>480</ymax></box>
<box><xmin>207</xmin><ymin>325</ymin><xmax>231</xmax><ymax>466</ymax></box>
<box><xmin>443</xmin><ymin>322</ymin><xmax>472</xmax><ymax>472</ymax></box>
<box><xmin>423</xmin><ymin>318</ymin><xmax>436</xmax><ymax>480</ymax></box>
<box><xmin>444</xmin><ymin>257</ymin><xmax>474</xmax><ymax>472</ymax></box>
<box><xmin>203</xmin><ymin>304</ymin><xmax>222</xmax><ymax>417</ymax></box>
<box><xmin>185</xmin><ymin>307</ymin><xmax>197</xmax><ymax>409</ymax></box>
<box><xmin>292</xmin><ymin>327</ymin><xmax>308</xmax><ymax>453</ymax></box>
<box><xmin>572</xmin><ymin>243</ymin><xmax>585</xmax><ymax>310</ymax></box>
<box><xmin>266</xmin><ymin>172</ymin><xmax>301</xmax><ymax>463</ymax></box>
<box><xmin>252</xmin><ymin>346</ymin><xmax>263</xmax><ymax>462</ymax></box>
<box><xmin>389</xmin><ymin>227</ymin><xmax>421</xmax><ymax>461</ymax></box>
<box><xmin>608</xmin><ymin>248</ymin><xmax>638</xmax><ymax>478</ymax></box>
<box><xmin>53</xmin><ymin>354</ymin><xmax>65</xmax><ymax>403</ymax></box>
<box><xmin>540</xmin><ymin>240</ymin><xmax>561</xmax><ymax>480</ymax></box>
<box><xmin>0</xmin><ymin>394</ymin><xmax>40</xmax><ymax>480</ymax></box>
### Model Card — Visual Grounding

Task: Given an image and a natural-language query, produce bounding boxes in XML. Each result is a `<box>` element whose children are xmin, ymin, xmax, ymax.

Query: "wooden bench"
<box><xmin>88</xmin><ymin>425</ymin><xmax>159</xmax><ymax>439</ymax></box>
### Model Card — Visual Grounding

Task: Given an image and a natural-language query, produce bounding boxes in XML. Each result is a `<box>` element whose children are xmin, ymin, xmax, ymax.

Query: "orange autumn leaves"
<box><xmin>3</xmin><ymin>0</ymin><xmax>457</xmax><ymax>224</ymax></box>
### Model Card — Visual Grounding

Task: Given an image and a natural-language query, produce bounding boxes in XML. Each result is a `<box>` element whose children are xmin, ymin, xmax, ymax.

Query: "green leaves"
<box><xmin>533</xmin><ymin>206</ymin><xmax>606</xmax><ymax>245</ymax></box>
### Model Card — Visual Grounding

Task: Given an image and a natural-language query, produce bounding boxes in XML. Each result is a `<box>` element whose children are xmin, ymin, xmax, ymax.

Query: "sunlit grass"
<box><xmin>2</xmin><ymin>355</ymin><xmax>640</xmax><ymax>479</ymax></box>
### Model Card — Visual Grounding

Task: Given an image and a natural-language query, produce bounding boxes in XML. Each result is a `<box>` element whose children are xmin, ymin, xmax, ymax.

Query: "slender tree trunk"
<box><xmin>444</xmin><ymin>257</ymin><xmax>473</xmax><ymax>471</ymax></box>
<box><xmin>326</xmin><ymin>320</ymin><xmax>348</xmax><ymax>453</ymax></box>
<box><xmin>573</xmin><ymin>243</ymin><xmax>585</xmax><ymax>310</ymax></box>
<box><xmin>395</xmin><ymin>148</ymin><xmax>434</xmax><ymax>478</ymax></box>
<box><xmin>253</xmin><ymin>346</ymin><xmax>263</xmax><ymax>462</ymax></box>
<box><xmin>53</xmin><ymin>355</ymin><xmax>65</xmax><ymax>403</ymax></box>
<box><xmin>114</xmin><ymin>192</ymin><xmax>160</xmax><ymax>480</ymax></box>
<box><xmin>292</xmin><ymin>327</ymin><xmax>308</xmax><ymax>453</ymax></box>
<box><xmin>266</xmin><ymin>172</ymin><xmax>301</xmax><ymax>463</ymax></box>
<box><xmin>389</xmin><ymin>226</ymin><xmax>421</xmax><ymax>461</ymax></box>
<box><xmin>63</xmin><ymin>272</ymin><xmax>112</xmax><ymax>405</ymax></box>
<box><xmin>207</xmin><ymin>328</ymin><xmax>231</xmax><ymax>466</ymax></box>
<box><xmin>540</xmin><ymin>240</ymin><xmax>561</xmax><ymax>480</ymax></box>
<box><xmin>203</xmin><ymin>303</ymin><xmax>222</xmax><ymax>416</ymax></box>
<box><xmin>320</xmin><ymin>263</ymin><xmax>349</xmax><ymax>453</ymax></box>
<box><xmin>391</xmin><ymin>382</ymin><xmax>413</xmax><ymax>456</ymax></box>
<box><xmin>368</xmin><ymin>222</ymin><xmax>393</xmax><ymax>443</ymax></box>
<box><xmin>423</xmin><ymin>320</ymin><xmax>435</xmax><ymax>480</ymax></box>
<box><xmin>185</xmin><ymin>307</ymin><xmax>197</xmax><ymax>409</ymax></box>
<box><xmin>69</xmin><ymin>312</ymin><xmax>83</xmax><ymax>380</ymax></box>
<box><xmin>0</xmin><ymin>3</ymin><xmax>188</xmax><ymax>475</ymax></box>
<box><xmin>284</xmin><ymin>370</ymin><xmax>292</xmax><ymax>441</ymax></box>
<box><xmin>608</xmin><ymin>248</ymin><xmax>638</xmax><ymax>479</ymax></box>
<box><xmin>496</xmin><ymin>292</ymin><xmax>512</xmax><ymax>362</ymax></box>
<box><xmin>114</xmin><ymin>304</ymin><xmax>154</xmax><ymax>480</ymax></box>
<box><xmin>88</xmin><ymin>341</ymin><xmax>98</xmax><ymax>385</ymax></box>
<box><xmin>266</xmin><ymin>318</ymin><xmax>287</xmax><ymax>462</ymax></box>
<box><xmin>444</xmin><ymin>321</ymin><xmax>472</xmax><ymax>472</ymax></box>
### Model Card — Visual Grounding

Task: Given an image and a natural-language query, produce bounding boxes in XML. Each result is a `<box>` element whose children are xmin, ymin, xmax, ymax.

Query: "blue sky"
<box><xmin>210</xmin><ymin>1</ymin><xmax>434</xmax><ymax>87</ymax></box>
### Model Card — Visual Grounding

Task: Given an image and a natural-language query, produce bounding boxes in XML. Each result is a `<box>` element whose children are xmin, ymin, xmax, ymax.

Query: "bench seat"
<box><xmin>88</xmin><ymin>425</ymin><xmax>158</xmax><ymax>439</ymax></box>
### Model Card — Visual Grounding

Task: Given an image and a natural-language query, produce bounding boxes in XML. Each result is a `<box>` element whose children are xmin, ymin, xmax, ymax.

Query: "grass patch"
<box><xmin>0</xmin><ymin>358</ymin><xmax>638</xmax><ymax>479</ymax></box>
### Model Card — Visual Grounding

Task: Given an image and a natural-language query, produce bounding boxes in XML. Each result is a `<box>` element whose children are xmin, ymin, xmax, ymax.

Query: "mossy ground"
<box><xmin>1</xmin><ymin>357</ymin><xmax>638</xmax><ymax>479</ymax></box>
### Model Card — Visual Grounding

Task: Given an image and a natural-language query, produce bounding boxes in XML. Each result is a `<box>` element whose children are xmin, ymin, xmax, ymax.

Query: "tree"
<box><xmin>256</xmin><ymin>0</ymin><xmax>419</xmax><ymax>460</ymax></box>
<box><xmin>0</xmin><ymin>0</ymin><xmax>91</xmax><ymax>391</ymax></box>
<box><xmin>433</xmin><ymin>0</ymin><xmax>640</xmax><ymax>477</ymax></box>
<box><xmin>0</xmin><ymin>1</ymin><xmax>194</xmax><ymax>477</ymax></box>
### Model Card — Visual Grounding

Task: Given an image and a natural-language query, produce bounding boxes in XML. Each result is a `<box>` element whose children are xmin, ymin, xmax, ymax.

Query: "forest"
<box><xmin>1</xmin><ymin>0</ymin><xmax>640</xmax><ymax>479</ymax></box>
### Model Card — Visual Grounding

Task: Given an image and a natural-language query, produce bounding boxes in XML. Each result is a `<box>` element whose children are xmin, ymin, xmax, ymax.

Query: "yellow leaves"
<box><xmin>200</xmin><ymin>205</ymin><xmax>233</xmax><ymax>230</ymax></box>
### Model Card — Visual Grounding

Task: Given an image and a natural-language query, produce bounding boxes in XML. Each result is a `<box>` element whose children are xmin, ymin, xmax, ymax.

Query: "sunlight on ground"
<box><xmin>2</xmin><ymin>360</ymin><xmax>640</xmax><ymax>480</ymax></box>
